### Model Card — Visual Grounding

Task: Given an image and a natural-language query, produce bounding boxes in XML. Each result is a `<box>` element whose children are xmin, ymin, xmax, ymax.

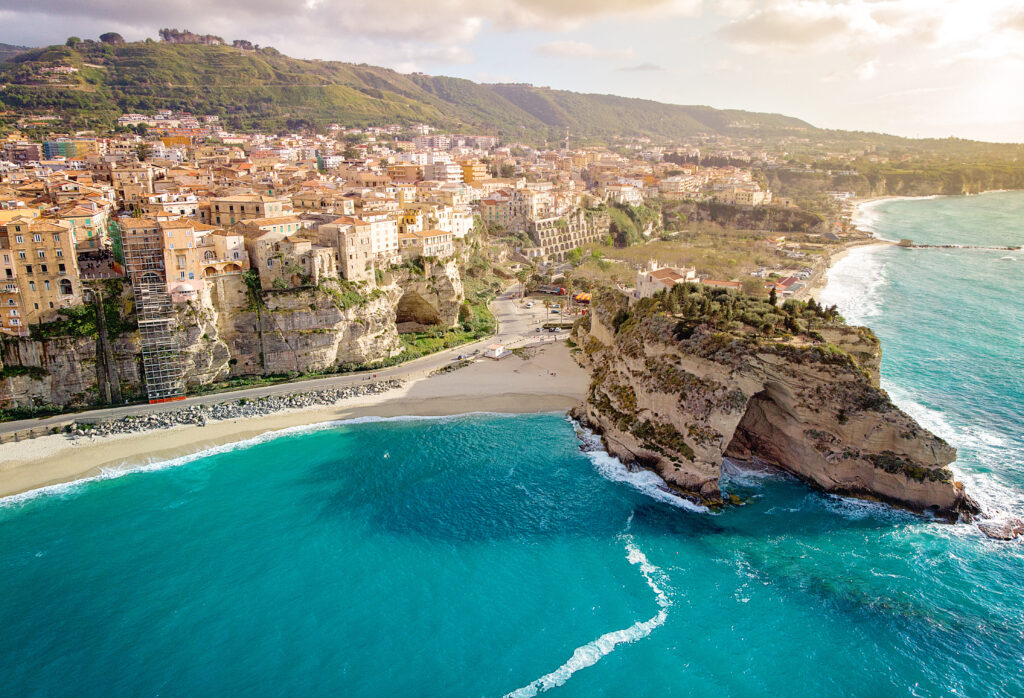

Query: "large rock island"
<box><xmin>572</xmin><ymin>286</ymin><xmax>979</xmax><ymax>521</ymax></box>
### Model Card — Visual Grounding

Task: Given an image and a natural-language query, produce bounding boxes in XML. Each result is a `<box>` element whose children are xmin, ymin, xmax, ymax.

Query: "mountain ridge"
<box><xmin>0</xmin><ymin>38</ymin><xmax>812</xmax><ymax>140</ymax></box>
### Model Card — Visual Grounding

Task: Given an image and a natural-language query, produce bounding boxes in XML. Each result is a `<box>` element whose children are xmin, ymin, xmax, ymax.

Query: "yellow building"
<box><xmin>210</xmin><ymin>194</ymin><xmax>291</xmax><ymax>226</ymax></box>
<box><xmin>460</xmin><ymin>160</ymin><xmax>489</xmax><ymax>185</ymax></box>
<box><xmin>59</xmin><ymin>203</ymin><xmax>110</xmax><ymax>252</ymax></box>
<box><xmin>4</xmin><ymin>217</ymin><xmax>82</xmax><ymax>325</ymax></box>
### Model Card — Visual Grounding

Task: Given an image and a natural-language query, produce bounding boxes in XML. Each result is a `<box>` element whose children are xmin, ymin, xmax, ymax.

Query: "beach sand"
<box><xmin>0</xmin><ymin>342</ymin><xmax>589</xmax><ymax>501</ymax></box>
<box><xmin>802</xmin><ymin>240</ymin><xmax>895</xmax><ymax>300</ymax></box>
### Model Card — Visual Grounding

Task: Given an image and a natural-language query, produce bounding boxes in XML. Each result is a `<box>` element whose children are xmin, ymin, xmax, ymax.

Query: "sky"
<box><xmin>1</xmin><ymin>0</ymin><xmax>1022</xmax><ymax>142</ymax></box>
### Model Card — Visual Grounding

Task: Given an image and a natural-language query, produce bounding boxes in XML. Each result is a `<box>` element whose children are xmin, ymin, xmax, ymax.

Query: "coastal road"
<box><xmin>0</xmin><ymin>286</ymin><xmax>572</xmax><ymax>435</ymax></box>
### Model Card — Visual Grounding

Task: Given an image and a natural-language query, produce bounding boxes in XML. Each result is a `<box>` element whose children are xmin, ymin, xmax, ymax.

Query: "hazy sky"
<box><xmin>2</xmin><ymin>0</ymin><xmax>1022</xmax><ymax>142</ymax></box>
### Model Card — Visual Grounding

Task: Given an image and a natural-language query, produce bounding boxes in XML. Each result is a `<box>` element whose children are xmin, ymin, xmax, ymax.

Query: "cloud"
<box><xmin>0</xmin><ymin>0</ymin><xmax>699</xmax><ymax>72</ymax></box>
<box><xmin>716</xmin><ymin>0</ymin><xmax>1024</xmax><ymax>55</ymax></box>
<box><xmin>856</xmin><ymin>59</ymin><xmax>878</xmax><ymax>80</ymax></box>
<box><xmin>618</xmin><ymin>62</ymin><xmax>664</xmax><ymax>72</ymax></box>
<box><xmin>536</xmin><ymin>41</ymin><xmax>634</xmax><ymax>59</ymax></box>
<box><xmin>717</xmin><ymin>3</ymin><xmax>855</xmax><ymax>51</ymax></box>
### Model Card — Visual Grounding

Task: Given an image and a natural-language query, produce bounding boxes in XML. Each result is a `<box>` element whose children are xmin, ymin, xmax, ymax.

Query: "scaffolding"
<box><xmin>122</xmin><ymin>222</ymin><xmax>185</xmax><ymax>403</ymax></box>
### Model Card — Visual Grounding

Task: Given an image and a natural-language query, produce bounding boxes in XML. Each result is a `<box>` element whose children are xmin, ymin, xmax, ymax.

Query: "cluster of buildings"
<box><xmin>0</xmin><ymin>113</ymin><xmax>799</xmax><ymax>339</ymax></box>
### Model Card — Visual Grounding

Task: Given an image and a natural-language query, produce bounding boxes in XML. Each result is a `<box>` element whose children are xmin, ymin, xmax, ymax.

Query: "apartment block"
<box><xmin>4</xmin><ymin>217</ymin><xmax>82</xmax><ymax>324</ymax></box>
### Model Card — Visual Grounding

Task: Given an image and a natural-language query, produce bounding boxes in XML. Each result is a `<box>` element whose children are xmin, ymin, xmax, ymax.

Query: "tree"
<box><xmin>65</xmin><ymin>37</ymin><xmax>82</xmax><ymax>47</ymax></box>
<box><xmin>99</xmin><ymin>32</ymin><xmax>124</xmax><ymax>44</ymax></box>
<box><xmin>136</xmin><ymin>143</ymin><xmax>152</xmax><ymax>162</ymax></box>
<box><xmin>565</xmin><ymin>248</ymin><xmax>583</xmax><ymax>266</ymax></box>
<box><xmin>769</xmin><ymin>287</ymin><xmax>778</xmax><ymax>305</ymax></box>
<box><xmin>499</xmin><ymin>164</ymin><xmax>516</xmax><ymax>179</ymax></box>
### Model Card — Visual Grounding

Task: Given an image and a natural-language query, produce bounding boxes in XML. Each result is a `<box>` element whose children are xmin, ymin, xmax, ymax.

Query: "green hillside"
<box><xmin>0</xmin><ymin>39</ymin><xmax>812</xmax><ymax>141</ymax></box>
<box><xmin>0</xmin><ymin>43</ymin><xmax>32</xmax><ymax>62</ymax></box>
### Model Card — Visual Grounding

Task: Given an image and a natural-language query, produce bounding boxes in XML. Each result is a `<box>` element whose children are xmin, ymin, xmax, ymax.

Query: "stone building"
<box><xmin>522</xmin><ymin>208</ymin><xmax>610</xmax><ymax>263</ymax></box>
<box><xmin>2</xmin><ymin>217</ymin><xmax>82</xmax><ymax>325</ymax></box>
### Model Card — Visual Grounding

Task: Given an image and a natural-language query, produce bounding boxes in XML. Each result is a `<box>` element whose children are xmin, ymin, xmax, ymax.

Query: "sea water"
<box><xmin>2</xmin><ymin>196</ymin><xmax>1023</xmax><ymax>697</ymax></box>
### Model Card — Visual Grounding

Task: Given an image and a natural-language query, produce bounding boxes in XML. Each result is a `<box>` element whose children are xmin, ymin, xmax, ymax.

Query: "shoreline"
<box><xmin>801</xmin><ymin>239</ymin><xmax>895</xmax><ymax>301</ymax></box>
<box><xmin>0</xmin><ymin>342</ymin><xmax>589</xmax><ymax>503</ymax></box>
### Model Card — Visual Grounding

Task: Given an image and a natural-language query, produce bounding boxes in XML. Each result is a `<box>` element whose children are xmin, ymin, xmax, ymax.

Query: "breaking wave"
<box><xmin>504</xmin><ymin>536</ymin><xmax>671</xmax><ymax>697</ymax></box>
<box><xmin>573</xmin><ymin>422</ymin><xmax>708</xmax><ymax>513</ymax></box>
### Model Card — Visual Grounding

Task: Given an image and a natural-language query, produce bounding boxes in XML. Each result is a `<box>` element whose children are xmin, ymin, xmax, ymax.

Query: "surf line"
<box><xmin>504</xmin><ymin>536</ymin><xmax>671</xmax><ymax>697</ymax></box>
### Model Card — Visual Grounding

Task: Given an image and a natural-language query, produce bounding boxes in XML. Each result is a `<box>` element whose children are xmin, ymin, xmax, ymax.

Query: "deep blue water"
<box><xmin>2</xmin><ymin>193</ymin><xmax>1023</xmax><ymax>697</ymax></box>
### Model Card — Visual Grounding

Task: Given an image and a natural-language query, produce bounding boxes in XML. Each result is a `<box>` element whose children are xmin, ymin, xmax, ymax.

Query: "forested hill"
<box><xmin>0</xmin><ymin>38</ymin><xmax>812</xmax><ymax>140</ymax></box>
<box><xmin>0</xmin><ymin>43</ymin><xmax>32</xmax><ymax>62</ymax></box>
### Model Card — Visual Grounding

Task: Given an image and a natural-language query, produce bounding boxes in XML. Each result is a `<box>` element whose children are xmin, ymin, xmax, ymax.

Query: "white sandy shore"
<box><xmin>0</xmin><ymin>342</ymin><xmax>589</xmax><ymax>501</ymax></box>
<box><xmin>804</xmin><ymin>239</ymin><xmax>895</xmax><ymax>300</ymax></box>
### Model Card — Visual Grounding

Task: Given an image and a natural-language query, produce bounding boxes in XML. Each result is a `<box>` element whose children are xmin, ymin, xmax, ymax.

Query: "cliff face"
<box><xmin>392</xmin><ymin>259</ymin><xmax>465</xmax><ymax>332</ymax></box>
<box><xmin>572</xmin><ymin>291</ymin><xmax>979</xmax><ymax>520</ymax></box>
<box><xmin>0</xmin><ymin>333</ymin><xmax>142</xmax><ymax>407</ymax></box>
<box><xmin>0</xmin><ymin>275</ymin><xmax>403</xmax><ymax>409</ymax></box>
<box><xmin>202</xmin><ymin>275</ymin><xmax>402</xmax><ymax>377</ymax></box>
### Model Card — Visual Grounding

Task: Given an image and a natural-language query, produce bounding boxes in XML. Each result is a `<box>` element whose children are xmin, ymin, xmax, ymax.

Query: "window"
<box><xmin>44</xmin><ymin>280</ymin><xmax>50</xmax><ymax>290</ymax></box>
<box><xmin>56</xmin><ymin>249</ymin><xmax>63</xmax><ymax>258</ymax></box>
<box><xmin>40</xmin><ymin>265</ymin><xmax>47</xmax><ymax>274</ymax></box>
<box><xmin>10</xmin><ymin>319</ymin><xmax>19</xmax><ymax>326</ymax></box>
<box><xmin>32</xmin><ymin>234</ymin><xmax>41</xmax><ymax>243</ymax></box>
<box><xmin>52</xmin><ymin>234</ymin><xmax>60</xmax><ymax>243</ymax></box>
<box><xmin>14</xmin><ymin>235</ymin><xmax>22</xmax><ymax>244</ymax></box>
<box><xmin>24</xmin><ymin>265</ymin><xmax>31</xmax><ymax>275</ymax></box>
<box><xmin>59</xmin><ymin>279</ymin><xmax>72</xmax><ymax>296</ymax></box>
<box><xmin>57</xmin><ymin>264</ymin><xmax>65</xmax><ymax>273</ymax></box>
<box><xmin>1</xmin><ymin>255</ymin><xmax>7</xmax><ymax>263</ymax></box>
<box><xmin>18</xmin><ymin>251</ymin><xmax>25</xmax><ymax>260</ymax></box>
<box><xmin>37</xmin><ymin>250</ymin><xmax>45</xmax><ymax>259</ymax></box>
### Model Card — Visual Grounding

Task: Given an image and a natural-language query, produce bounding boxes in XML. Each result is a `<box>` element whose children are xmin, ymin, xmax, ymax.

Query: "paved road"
<box><xmin>0</xmin><ymin>286</ymin><xmax>574</xmax><ymax>434</ymax></box>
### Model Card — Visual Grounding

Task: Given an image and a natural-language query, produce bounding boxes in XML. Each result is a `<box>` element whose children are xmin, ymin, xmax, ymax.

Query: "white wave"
<box><xmin>816</xmin><ymin>492</ymin><xmax>918</xmax><ymax>522</ymax></box>
<box><xmin>819</xmin><ymin>244</ymin><xmax>889</xmax><ymax>325</ymax></box>
<box><xmin>852</xmin><ymin>196</ymin><xmax>945</xmax><ymax>235</ymax></box>
<box><xmin>720</xmin><ymin>457</ymin><xmax>789</xmax><ymax>487</ymax></box>
<box><xmin>851</xmin><ymin>199</ymin><xmax>888</xmax><ymax>233</ymax></box>
<box><xmin>573</xmin><ymin>423</ymin><xmax>708</xmax><ymax>513</ymax></box>
<box><xmin>881</xmin><ymin>382</ymin><xmax>1024</xmax><ymax>517</ymax></box>
<box><xmin>0</xmin><ymin>411</ymin><xmax>539</xmax><ymax>510</ymax></box>
<box><xmin>505</xmin><ymin>536</ymin><xmax>670</xmax><ymax>698</ymax></box>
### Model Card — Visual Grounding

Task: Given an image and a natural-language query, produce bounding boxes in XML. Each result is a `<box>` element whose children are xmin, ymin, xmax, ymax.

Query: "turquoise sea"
<box><xmin>2</xmin><ymin>193</ymin><xmax>1023</xmax><ymax>696</ymax></box>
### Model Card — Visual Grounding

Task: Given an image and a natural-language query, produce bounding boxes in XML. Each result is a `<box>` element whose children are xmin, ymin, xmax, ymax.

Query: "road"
<box><xmin>0</xmin><ymin>286</ymin><xmax>575</xmax><ymax>435</ymax></box>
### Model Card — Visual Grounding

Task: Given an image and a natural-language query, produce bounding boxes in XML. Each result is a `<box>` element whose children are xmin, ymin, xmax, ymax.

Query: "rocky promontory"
<box><xmin>571</xmin><ymin>286</ymin><xmax>980</xmax><ymax>521</ymax></box>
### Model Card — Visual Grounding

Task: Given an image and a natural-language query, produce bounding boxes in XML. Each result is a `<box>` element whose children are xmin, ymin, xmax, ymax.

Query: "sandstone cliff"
<box><xmin>392</xmin><ymin>258</ymin><xmax>465</xmax><ymax>333</ymax></box>
<box><xmin>0</xmin><ymin>275</ymin><xmax>403</xmax><ymax>409</ymax></box>
<box><xmin>571</xmin><ymin>288</ymin><xmax>979</xmax><ymax>521</ymax></box>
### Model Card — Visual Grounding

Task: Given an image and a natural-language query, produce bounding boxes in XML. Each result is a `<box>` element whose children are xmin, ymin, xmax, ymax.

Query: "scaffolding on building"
<box><xmin>121</xmin><ymin>222</ymin><xmax>185</xmax><ymax>403</ymax></box>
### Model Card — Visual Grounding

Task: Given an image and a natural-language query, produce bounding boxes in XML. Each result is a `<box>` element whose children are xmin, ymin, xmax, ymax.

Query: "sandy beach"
<box><xmin>802</xmin><ymin>239</ymin><xmax>895</xmax><ymax>300</ymax></box>
<box><xmin>0</xmin><ymin>342</ymin><xmax>589</xmax><ymax>502</ymax></box>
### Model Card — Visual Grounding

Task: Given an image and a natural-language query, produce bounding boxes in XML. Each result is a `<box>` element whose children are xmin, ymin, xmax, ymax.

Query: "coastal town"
<box><xmin>2</xmin><ymin>13</ymin><xmax>1023</xmax><ymax>698</ymax></box>
<box><xmin>0</xmin><ymin>101</ymin><xmax>878</xmax><ymax>416</ymax></box>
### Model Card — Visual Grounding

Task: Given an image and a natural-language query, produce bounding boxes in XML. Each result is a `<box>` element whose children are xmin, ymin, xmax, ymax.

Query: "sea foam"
<box><xmin>818</xmin><ymin>243</ymin><xmax>889</xmax><ymax>324</ymax></box>
<box><xmin>573</xmin><ymin>422</ymin><xmax>708</xmax><ymax>513</ymax></box>
<box><xmin>504</xmin><ymin>535</ymin><xmax>671</xmax><ymax>697</ymax></box>
<box><xmin>0</xmin><ymin>411</ymin><xmax>547</xmax><ymax>509</ymax></box>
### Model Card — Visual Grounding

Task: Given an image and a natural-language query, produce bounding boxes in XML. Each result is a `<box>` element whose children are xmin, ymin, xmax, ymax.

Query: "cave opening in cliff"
<box><xmin>723</xmin><ymin>386</ymin><xmax>790</xmax><ymax>470</ymax></box>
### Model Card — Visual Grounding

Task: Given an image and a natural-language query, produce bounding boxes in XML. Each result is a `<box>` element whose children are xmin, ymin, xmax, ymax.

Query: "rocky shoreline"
<box><xmin>68</xmin><ymin>380</ymin><xmax>404</xmax><ymax>438</ymax></box>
